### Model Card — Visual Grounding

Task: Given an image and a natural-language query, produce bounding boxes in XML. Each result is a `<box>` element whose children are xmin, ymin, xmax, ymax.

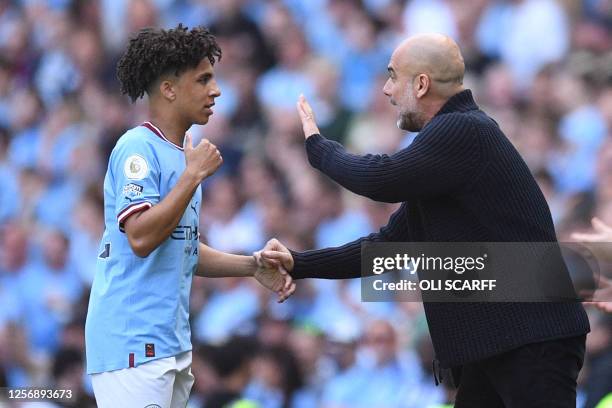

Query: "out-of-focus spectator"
<box><xmin>194</xmin><ymin>277</ymin><xmax>260</xmax><ymax>344</ymax></box>
<box><xmin>205</xmin><ymin>336</ymin><xmax>259</xmax><ymax>408</ymax></box>
<box><xmin>477</xmin><ymin>0</ymin><xmax>570</xmax><ymax>87</ymax></box>
<box><xmin>321</xmin><ymin>319</ymin><xmax>436</xmax><ymax>408</ymax></box>
<box><xmin>18</xmin><ymin>228</ymin><xmax>83</xmax><ymax>355</ymax></box>
<box><xmin>51</xmin><ymin>347</ymin><xmax>96</xmax><ymax>407</ymax></box>
<box><xmin>204</xmin><ymin>175</ymin><xmax>265</xmax><ymax>254</ymax></box>
<box><xmin>244</xmin><ymin>344</ymin><xmax>303</xmax><ymax>408</ymax></box>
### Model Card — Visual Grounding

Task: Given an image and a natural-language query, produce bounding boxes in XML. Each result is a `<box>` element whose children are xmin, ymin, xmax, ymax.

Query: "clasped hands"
<box><xmin>252</xmin><ymin>239</ymin><xmax>296</xmax><ymax>303</ymax></box>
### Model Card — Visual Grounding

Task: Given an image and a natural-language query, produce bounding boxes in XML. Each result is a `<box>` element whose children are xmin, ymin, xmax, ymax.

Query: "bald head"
<box><xmin>393</xmin><ymin>33</ymin><xmax>465</xmax><ymax>92</ymax></box>
<box><xmin>383</xmin><ymin>34</ymin><xmax>465</xmax><ymax>131</ymax></box>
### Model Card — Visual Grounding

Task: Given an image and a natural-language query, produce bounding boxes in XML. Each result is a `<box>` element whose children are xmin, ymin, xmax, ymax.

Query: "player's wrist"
<box><xmin>181</xmin><ymin>168</ymin><xmax>203</xmax><ymax>188</ymax></box>
<box><xmin>247</xmin><ymin>255</ymin><xmax>257</xmax><ymax>276</ymax></box>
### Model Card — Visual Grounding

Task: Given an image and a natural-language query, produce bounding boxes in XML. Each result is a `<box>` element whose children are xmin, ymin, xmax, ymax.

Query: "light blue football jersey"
<box><xmin>85</xmin><ymin>122</ymin><xmax>201</xmax><ymax>374</ymax></box>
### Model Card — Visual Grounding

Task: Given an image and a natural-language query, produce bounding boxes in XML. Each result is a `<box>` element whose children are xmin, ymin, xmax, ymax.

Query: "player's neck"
<box><xmin>148</xmin><ymin>106</ymin><xmax>189</xmax><ymax>148</ymax></box>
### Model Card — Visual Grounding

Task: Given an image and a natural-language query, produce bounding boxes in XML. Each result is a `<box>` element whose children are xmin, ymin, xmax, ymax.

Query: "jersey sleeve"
<box><xmin>110</xmin><ymin>136</ymin><xmax>161</xmax><ymax>232</ymax></box>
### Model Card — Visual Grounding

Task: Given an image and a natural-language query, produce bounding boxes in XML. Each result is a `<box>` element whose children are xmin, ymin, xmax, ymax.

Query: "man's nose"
<box><xmin>382</xmin><ymin>80</ymin><xmax>391</xmax><ymax>96</ymax></box>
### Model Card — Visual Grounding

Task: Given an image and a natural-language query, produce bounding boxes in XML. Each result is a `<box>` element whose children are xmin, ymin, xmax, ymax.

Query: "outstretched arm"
<box><xmin>196</xmin><ymin>243</ymin><xmax>257</xmax><ymax>278</ymax></box>
<box><xmin>297</xmin><ymin>95</ymin><xmax>480</xmax><ymax>203</ymax></box>
<box><xmin>197</xmin><ymin>242</ymin><xmax>296</xmax><ymax>303</ymax></box>
<box><xmin>262</xmin><ymin>203</ymin><xmax>411</xmax><ymax>280</ymax></box>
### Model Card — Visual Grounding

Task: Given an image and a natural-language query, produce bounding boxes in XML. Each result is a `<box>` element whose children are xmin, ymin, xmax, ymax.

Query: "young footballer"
<box><xmin>85</xmin><ymin>24</ymin><xmax>295</xmax><ymax>408</ymax></box>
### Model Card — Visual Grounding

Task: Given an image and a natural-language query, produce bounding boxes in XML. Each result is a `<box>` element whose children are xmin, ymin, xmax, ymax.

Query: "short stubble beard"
<box><xmin>397</xmin><ymin>110</ymin><xmax>424</xmax><ymax>132</ymax></box>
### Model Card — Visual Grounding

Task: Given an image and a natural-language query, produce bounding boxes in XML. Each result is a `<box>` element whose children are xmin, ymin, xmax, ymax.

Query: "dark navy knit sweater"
<box><xmin>290</xmin><ymin>90</ymin><xmax>590</xmax><ymax>367</ymax></box>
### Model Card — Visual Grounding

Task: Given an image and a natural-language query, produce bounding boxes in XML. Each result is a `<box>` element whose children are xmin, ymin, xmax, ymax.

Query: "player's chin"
<box><xmin>195</xmin><ymin>114</ymin><xmax>211</xmax><ymax>125</ymax></box>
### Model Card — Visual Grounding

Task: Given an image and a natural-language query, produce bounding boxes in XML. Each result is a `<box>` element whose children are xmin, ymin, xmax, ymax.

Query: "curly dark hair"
<box><xmin>117</xmin><ymin>24</ymin><xmax>222</xmax><ymax>102</ymax></box>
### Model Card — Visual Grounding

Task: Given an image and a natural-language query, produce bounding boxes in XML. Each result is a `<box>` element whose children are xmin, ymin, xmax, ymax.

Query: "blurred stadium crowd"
<box><xmin>0</xmin><ymin>0</ymin><xmax>611</xmax><ymax>407</ymax></box>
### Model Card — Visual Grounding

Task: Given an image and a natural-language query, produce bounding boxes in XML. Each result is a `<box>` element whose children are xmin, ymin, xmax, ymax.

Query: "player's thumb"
<box><xmin>185</xmin><ymin>133</ymin><xmax>193</xmax><ymax>150</ymax></box>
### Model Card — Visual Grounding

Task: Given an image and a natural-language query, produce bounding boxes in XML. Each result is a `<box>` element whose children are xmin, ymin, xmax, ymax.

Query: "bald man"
<box><xmin>262</xmin><ymin>34</ymin><xmax>590</xmax><ymax>407</ymax></box>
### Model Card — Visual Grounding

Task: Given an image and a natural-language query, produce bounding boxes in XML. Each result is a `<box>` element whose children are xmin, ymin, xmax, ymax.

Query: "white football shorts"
<box><xmin>91</xmin><ymin>351</ymin><xmax>194</xmax><ymax>408</ymax></box>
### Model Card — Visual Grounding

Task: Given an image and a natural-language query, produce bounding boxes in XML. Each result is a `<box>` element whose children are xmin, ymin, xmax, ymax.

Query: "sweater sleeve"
<box><xmin>305</xmin><ymin>113</ymin><xmax>481</xmax><ymax>203</ymax></box>
<box><xmin>290</xmin><ymin>203</ymin><xmax>410</xmax><ymax>279</ymax></box>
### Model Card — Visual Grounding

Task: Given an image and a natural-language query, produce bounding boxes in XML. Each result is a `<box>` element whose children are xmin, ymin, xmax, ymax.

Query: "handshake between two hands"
<box><xmin>252</xmin><ymin>239</ymin><xmax>296</xmax><ymax>303</ymax></box>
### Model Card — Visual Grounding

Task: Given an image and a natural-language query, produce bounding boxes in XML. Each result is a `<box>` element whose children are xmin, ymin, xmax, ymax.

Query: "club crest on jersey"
<box><xmin>124</xmin><ymin>154</ymin><xmax>148</xmax><ymax>180</ymax></box>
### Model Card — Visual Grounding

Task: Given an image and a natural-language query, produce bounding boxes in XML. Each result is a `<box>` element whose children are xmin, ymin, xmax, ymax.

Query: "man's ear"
<box><xmin>415</xmin><ymin>74</ymin><xmax>430</xmax><ymax>99</ymax></box>
<box><xmin>159</xmin><ymin>79</ymin><xmax>176</xmax><ymax>102</ymax></box>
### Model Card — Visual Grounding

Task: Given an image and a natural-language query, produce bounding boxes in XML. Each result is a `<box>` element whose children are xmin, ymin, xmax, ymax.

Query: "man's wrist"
<box><xmin>305</xmin><ymin>128</ymin><xmax>320</xmax><ymax>139</ymax></box>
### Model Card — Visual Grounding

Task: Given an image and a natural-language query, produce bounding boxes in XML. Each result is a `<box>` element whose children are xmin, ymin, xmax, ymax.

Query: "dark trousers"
<box><xmin>454</xmin><ymin>335</ymin><xmax>586</xmax><ymax>408</ymax></box>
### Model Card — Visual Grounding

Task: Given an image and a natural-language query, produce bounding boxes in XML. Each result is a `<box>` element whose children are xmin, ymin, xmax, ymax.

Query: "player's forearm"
<box><xmin>196</xmin><ymin>243</ymin><xmax>256</xmax><ymax>277</ymax></box>
<box><xmin>125</xmin><ymin>170</ymin><xmax>201</xmax><ymax>257</ymax></box>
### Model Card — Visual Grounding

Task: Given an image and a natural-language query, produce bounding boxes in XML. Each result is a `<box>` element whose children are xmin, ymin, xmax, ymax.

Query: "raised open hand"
<box><xmin>296</xmin><ymin>94</ymin><xmax>320</xmax><ymax>139</ymax></box>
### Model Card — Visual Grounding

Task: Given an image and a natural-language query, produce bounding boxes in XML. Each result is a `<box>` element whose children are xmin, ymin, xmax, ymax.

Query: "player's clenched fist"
<box><xmin>184</xmin><ymin>133</ymin><xmax>223</xmax><ymax>181</ymax></box>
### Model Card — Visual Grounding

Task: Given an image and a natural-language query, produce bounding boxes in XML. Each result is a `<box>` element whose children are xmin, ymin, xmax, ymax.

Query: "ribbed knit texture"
<box><xmin>290</xmin><ymin>90</ymin><xmax>590</xmax><ymax>367</ymax></box>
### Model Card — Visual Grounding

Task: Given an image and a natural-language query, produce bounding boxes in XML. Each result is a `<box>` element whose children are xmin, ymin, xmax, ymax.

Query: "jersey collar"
<box><xmin>141</xmin><ymin>121</ymin><xmax>184</xmax><ymax>151</ymax></box>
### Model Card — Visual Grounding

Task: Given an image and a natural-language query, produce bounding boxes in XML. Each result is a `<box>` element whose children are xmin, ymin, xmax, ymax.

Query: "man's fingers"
<box><xmin>277</xmin><ymin>282</ymin><xmax>296</xmax><ymax>303</ymax></box>
<box><xmin>283</xmin><ymin>271</ymin><xmax>292</xmax><ymax>291</ymax></box>
<box><xmin>599</xmin><ymin>276</ymin><xmax>612</xmax><ymax>288</ymax></box>
<box><xmin>277</xmin><ymin>276</ymin><xmax>289</xmax><ymax>302</ymax></box>
<box><xmin>263</xmin><ymin>258</ymin><xmax>280</xmax><ymax>268</ymax></box>
<box><xmin>585</xmin><ymin>301</ymin><xmax>612</xmax><ymax>313</ymax></box>
<box><xmin>266</xmin><ymin>238</ymin><xmax>281</xmax><ymax>248</ymax></box>
<box><xmin>592</xmin><ymin>217</ymin><xmax>612</xmax><ymax>235</ymax></box>
<box><xmin>302</xmin><ymin>96</ymin><xmax>314</xmax><ymax>116</ymax></box>
<box><xmin>571</xmin><ymin>232</ymin><xmax>604</xmax><ymax>242</ymax></box>
<box><xmin>297</xmin><ymin>99</ymin><xmax>306</xmax><ymax>119</ymax></box>
<box><xmin>265</xmin><ymin>238</ymin><xmax>289</xmax><ymax>255</ymax></box>
<box><xmin>297</xmin><ymin>94</ymin><xmax>313</xmax><ymax>121</ymax></box>
<box><xmin>285</xmin><ymin>282</ymin><xmax>297</xmax><ymax>298</ymax></box>
<box><xmin>262</xmin><ymin>250</ymin><xmax>292</xmax><ymax>268</ymax></box>
<box><xmin>572</xmin><ymin>217</ymin><xmax>612</xmax><ymax>242</ymax></box>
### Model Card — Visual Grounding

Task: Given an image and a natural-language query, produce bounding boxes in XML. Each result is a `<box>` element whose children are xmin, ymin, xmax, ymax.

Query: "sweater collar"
<box><xmin>434</xmin><ymin>89</ymin><xmax>479</xmax><ymax>116</ymax></box>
